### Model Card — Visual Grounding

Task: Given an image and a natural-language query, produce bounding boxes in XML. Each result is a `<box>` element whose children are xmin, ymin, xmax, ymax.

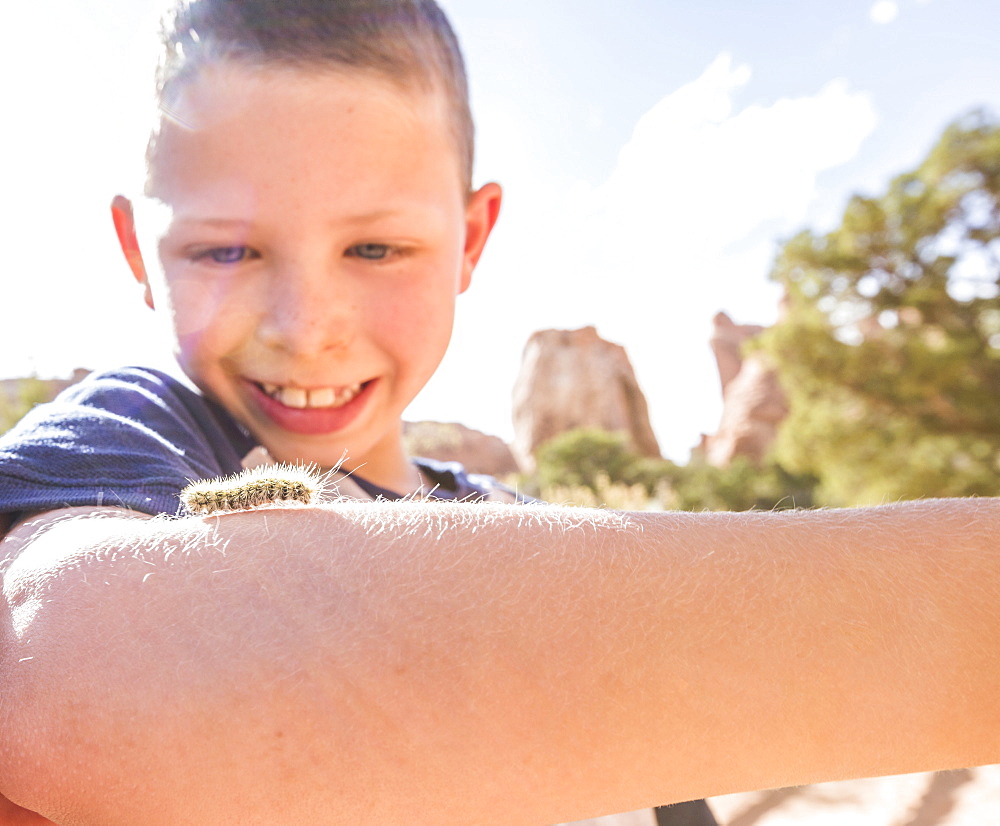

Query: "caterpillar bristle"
<box><xmin>180</xmin><ymin>463</ymin><xmax>327</xmax><ymax>515</ymax></box>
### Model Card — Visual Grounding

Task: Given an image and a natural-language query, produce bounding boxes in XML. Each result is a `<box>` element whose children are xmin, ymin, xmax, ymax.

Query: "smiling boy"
<box><xmin>113</xmin><ymin>0</ymin><xmax>502</xmax><ymax>498</ymax></box>
<box><xmin>1</xmin><ymin>1</ymin><xmax>711</xmax><ymax>823</ymax></box>
<box><xmin>118</xmin><ymin>66</ymin><xmax>498</xmax><ymax>494</ymax></box>
<box><xmin>0</xmin><ymin>0</ymin><xmax>517</xmax><ymax>517</ymax></box>
<box><xmin>2</xmin><ymin>2</ymin><xmax>1000</xmax><ymax>825</ymax></box>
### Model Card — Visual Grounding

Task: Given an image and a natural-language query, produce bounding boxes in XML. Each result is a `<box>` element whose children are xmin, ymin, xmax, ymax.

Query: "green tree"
<box><xmin>667</xmin><ymin>455</ymin><xmax>816</xmax><ymax>513</ymax></box>
<box><xmin>0</xmin><ymin>377</ymin><xmax>52</xmax><ymax>435</ymax></box>
<box><xmin>534</xmin><ymin>427</ymin><xmax>815</xmax><ymax>512</ymax></box>
<box><xmin>760</xmin><ymin>109</ymin><xmax>1000</xmax><ymax>505</ymax></box>
<box><xmin>534</xmin><ymin>428</ymin><xmax>668</xmax><ymax>494</ymax></box>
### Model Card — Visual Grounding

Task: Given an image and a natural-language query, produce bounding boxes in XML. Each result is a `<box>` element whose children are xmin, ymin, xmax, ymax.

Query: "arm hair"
<box><xmin>2</xmin><ymin>499</ymin><xmax>999</xmax><ymax>824</ymax></box>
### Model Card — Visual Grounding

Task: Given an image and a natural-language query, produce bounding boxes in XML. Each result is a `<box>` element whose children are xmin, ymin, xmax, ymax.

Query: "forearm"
<box><xmin>2</xmin><ymin>499</ymin><xmax>999</xmax><ymax>824</ymax></box>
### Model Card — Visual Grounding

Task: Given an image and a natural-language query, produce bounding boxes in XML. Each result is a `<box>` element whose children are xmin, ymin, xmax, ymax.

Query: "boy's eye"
<box><xmin>195</xmin><ymin>246</ymin><xmax>256</xmax><ymax>264</ymax></box>
<box><xmin>347</xmin><ymin>243</ymin><xmax>392</xmax><ymax>261</ymax></box>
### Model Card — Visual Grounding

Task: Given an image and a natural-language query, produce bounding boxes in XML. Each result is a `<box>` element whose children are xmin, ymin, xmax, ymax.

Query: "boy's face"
<box><xmin>116</xmin><ymin>64</ymin><xmax>500</xmax><ymax>486</ymax></box>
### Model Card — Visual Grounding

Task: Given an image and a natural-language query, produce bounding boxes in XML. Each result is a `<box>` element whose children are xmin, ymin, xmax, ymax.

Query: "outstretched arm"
<box><xmin>2</xmin><ymin>499</ymin><xmax>999</xmax><ymax>825</ymax></box>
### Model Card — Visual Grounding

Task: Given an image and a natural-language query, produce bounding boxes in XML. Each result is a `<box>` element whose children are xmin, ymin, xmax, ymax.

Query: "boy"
<box><xmin>2</xmin><ymin>1</ymin><xmax>1000</xmax><ymax>824</ymax></box>
<box><xmin>0</xmin><ymin>2</ymin><xmax>711</xmax><ymax>823</ymax></box>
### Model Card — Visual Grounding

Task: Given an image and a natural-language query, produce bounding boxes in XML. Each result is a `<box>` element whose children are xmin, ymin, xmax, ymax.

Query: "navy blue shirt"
<box><xmin>0</xmin><ymin>367</ymin><xmax>716</xmax><ymax>826</ymax></box>
<box><xmin>0</xmin><ymin>367</ymin><xmax>514</xmax><ymax>517</ymax></box>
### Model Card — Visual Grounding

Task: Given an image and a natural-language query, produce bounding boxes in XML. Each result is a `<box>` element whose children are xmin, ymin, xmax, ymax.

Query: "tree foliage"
<box><xmin>760</xmin><ymin>109</ymin><xmax>1000</xmax><ymax>505</ymax></box>
<box><xmin>0</xmin><ymin>377</ymin><xmax>53</xmax><ymax>435</ymax></box>
<box><xmin>534</xmin><ymin>428</ymin><xmax>815</xmax><ymax>512</ymax></box>
<box><xmin>664</xmin><ymin>454</ymin><xmax>816</xmax><ymax>513</ymax></box>
<box><xmin>534</xmin><ymin>428</ymin><xmax>666</xmax><ymax>494</ymax></box>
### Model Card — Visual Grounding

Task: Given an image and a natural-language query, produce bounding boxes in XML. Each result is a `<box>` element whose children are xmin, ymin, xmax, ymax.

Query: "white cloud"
<box><xmin>870</xmin><ymin>0</ymin><xmax>900</xmax><ymax>24</ymax></box>
<box><xmin>530</xmin><ymin>53</ymin><xmax>879</xmax><ymax>459</ymax></box>
<box><xmin>578</xmin><ymin>54</ymin><xmax>876</xmax><ymax>287</ymax></box>
<box><xmin>0</xmin><ymin>3</ymin><xmax>170</xmax><ymax>381</ymax></box>
<box><xmin>409</xmin><ymin>52</ymin><xmax>879</xmax><ymax>459</ymax></box>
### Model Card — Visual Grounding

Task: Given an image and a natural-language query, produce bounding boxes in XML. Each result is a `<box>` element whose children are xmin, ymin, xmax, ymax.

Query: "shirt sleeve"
<box><xmin>0</xmin><ymin>367</ymin><xmax>256</xmax><ymax>517</ymax></box>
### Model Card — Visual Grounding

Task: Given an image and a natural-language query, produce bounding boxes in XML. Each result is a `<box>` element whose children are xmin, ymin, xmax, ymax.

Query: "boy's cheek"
<box><xmin>373</xmin><ymin>293</ymin><xmax>456</xmax><ymax>348</ymax></box>
<box><xmin>160</xmin><ymin>271</ymin><xmax>251</xmax><ymax>338</ymax></box>
<box><xmin>167</xmin><ymin>285</ymin><xmax>226</xmax><ymax>339</ymax></box>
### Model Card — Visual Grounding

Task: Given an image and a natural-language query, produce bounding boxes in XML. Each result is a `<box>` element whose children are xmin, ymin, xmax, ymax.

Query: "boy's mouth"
<box><xmin>258</xmin><ymin>382</ymin><xmax>364</xmax><ymax>409</ymax></box>
<box><xmin>247</xmin><ymin>379</ymin><xmax>376</xmax><ymax>436</ymax></box>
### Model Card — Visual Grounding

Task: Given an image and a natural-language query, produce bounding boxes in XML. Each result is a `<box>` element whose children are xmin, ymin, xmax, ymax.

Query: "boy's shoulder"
<box><xmin>0</xmin><ymin>367</ymin><xmax>526</xmax><ymax>514</ymax></box>
<box><xmin>415</xmin><ymin>457</ymin><xmax>526</xmax><ymax>504</ymax></box>
<box><xmin>336</xmin><ymin>456</ymin><xmax>527</xmax><ymax>504</ymax></box>
<box><xmin>0</xmin><ymin>366</ymin><xmax>254</xmax><ymax>518</ymax></box>
<box><xmin>9</xmin><ymin>366</ymin><xmax>233</xmax><ymax>431</ymax></box>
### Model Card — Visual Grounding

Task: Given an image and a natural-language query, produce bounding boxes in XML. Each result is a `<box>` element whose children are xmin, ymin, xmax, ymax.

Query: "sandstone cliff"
<box><xmin>403</xmin><ymin>420</ymin><xmax>519</xmax><ymax>479</ymax></box>
<box><xmin>511</xmin><ymin>326</ymin><xmax>661</xmax><ymax>473</ymax></box>
<box><xmin>703</xmin><ymin>312</ymin><xmax>787</xmax><ymax>467</ymax></box>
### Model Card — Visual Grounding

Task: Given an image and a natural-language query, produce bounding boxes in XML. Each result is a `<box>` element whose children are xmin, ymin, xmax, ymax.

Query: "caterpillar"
<box><xmin>180</xmin><ymin>463</ymin><xmax>327</xmax><ymax>515</ymax></box>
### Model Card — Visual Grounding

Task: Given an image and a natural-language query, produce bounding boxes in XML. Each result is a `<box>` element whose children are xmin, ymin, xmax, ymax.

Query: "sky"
<box><xmin>2</xmin><ymin>0</ymin><xmax>999</xmax><ymax>461</ymax></box>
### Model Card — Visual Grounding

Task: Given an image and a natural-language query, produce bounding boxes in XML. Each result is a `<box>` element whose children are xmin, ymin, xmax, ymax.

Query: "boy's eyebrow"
<box><xmin>339</xmin><ymin>209</ymin><xmax>400</xmax><ymax>224</ymax></box>
<box><xmin>170</xmin><ymin>209</ymin><xmax>434</xmax><ymax>229</ymax></box>
<box><xmin>333</xmin><ymin>208</ymin><xmax>448</xmax><ymax>229</ymax></box>
<box><xmin>169</xmin><ymin>217</ymin><xmax>254</xmax><ymax>230</ymax></box>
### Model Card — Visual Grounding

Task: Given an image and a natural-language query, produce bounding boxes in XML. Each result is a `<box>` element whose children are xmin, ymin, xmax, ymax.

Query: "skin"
<box><xmin>3</xmin><ymin>62</ymin><xmax>1000</xmax><ymax>826</ymax></box>
<box><xmin>112</xmin><ymin>63</ymin><xmax>501</xmax><ymax>492</ymax></box>
<box><xmin>1</xmin><ymin>61</ymin><xmax>501</xmax><ymax>823</ymax></box>
<box><xmin>2</xmin><ymin>499</ymin><xmax>1000</xmax><ymax>824</ymax></box>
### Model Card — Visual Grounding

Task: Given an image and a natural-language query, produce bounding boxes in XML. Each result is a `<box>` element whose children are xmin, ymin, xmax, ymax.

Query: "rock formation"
<box><xmin>403</xmin><ymin>421</ymin><xmax>519</xmax><ymax>478</ymax></box>
<box><xmin>511</xmin><ymin>326</ymin><xmax>661</xmax><ymax>473</ymax></box>
<box><xmin>703</xmin><ymin>312</ymin><xmax>787</xmax><ymax>466</ymax></box>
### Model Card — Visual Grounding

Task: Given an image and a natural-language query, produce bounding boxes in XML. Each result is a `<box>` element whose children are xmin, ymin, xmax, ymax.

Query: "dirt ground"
<box><xmin>707</xmin><ymin>765</ymin><xmax>1000</xmax><ymax>825</ymax></box>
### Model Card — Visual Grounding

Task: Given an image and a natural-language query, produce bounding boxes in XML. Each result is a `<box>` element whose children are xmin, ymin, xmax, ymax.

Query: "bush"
<box><xmin>534</xmin><ymin>429</ymin><xmax>672</xmax><ymax>495</ymax></box>
<box><xmin>0</xmin><ymin>376</ymin><xmax>53</xmax><ymax>435</ymax></box>
<box><xmin>533</xmin><ymin>428</ymin><xmax>816</xmax><ymax>511</ymax></box>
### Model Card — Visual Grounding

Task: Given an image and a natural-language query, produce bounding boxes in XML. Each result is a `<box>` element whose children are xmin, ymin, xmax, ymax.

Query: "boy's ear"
<box><xmin>460</xmin><ymin>182</ymin><xmax>503</xmax><ymax>293</ymax></box>
<box><xmin>111</xmin><ymin>195</ymin><xmax>155</xmax><ymax>310</ymax></box>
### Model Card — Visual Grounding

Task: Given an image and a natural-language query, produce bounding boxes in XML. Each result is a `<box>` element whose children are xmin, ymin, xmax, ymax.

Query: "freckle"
<box><xmin>275</xmin><ymin>730</ymin><xmax>285</xmax><ymax>739</ymax></box>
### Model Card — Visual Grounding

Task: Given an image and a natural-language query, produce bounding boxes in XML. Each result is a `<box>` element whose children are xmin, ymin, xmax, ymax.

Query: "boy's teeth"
<box><xmin>262</xmin><ymin>382</ymin><xmax>363</xmax><ymax>409</ymax></box>
<box><xmin>308</xmin><ymin>387</ymin><xmax>336</xmax><ymax>407</ymax></box>
<box><xmin>282</xmin><ymin>387</ymin><xmax>308</xmax><ymax>409</ymax></box>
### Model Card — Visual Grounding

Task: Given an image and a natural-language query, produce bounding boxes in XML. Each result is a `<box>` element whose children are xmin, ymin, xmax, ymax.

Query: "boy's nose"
<box><xmin>257</xmin><ymin>266</ymin><xmax>358</xmax><ymax>357</ymax></box>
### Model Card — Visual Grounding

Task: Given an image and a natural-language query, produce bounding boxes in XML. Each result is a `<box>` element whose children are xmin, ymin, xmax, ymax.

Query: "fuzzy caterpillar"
<box><xmin>180</xmin><ymin>463</ymin><xmax>327</xmax><ymax>515</ymax></box>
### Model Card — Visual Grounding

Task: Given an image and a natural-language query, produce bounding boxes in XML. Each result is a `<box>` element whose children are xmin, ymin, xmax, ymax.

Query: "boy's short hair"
<box><xmin>151</xmin><ymin>0</ymin><xmax>474</xmax><ymax>190</ymax></box>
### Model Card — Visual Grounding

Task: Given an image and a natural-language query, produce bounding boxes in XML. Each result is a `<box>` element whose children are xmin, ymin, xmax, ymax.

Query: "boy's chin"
<box><xmin>253</xmin><ymin>437</ymin><xmax>353</xmax><ymax>471</ymax></box>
